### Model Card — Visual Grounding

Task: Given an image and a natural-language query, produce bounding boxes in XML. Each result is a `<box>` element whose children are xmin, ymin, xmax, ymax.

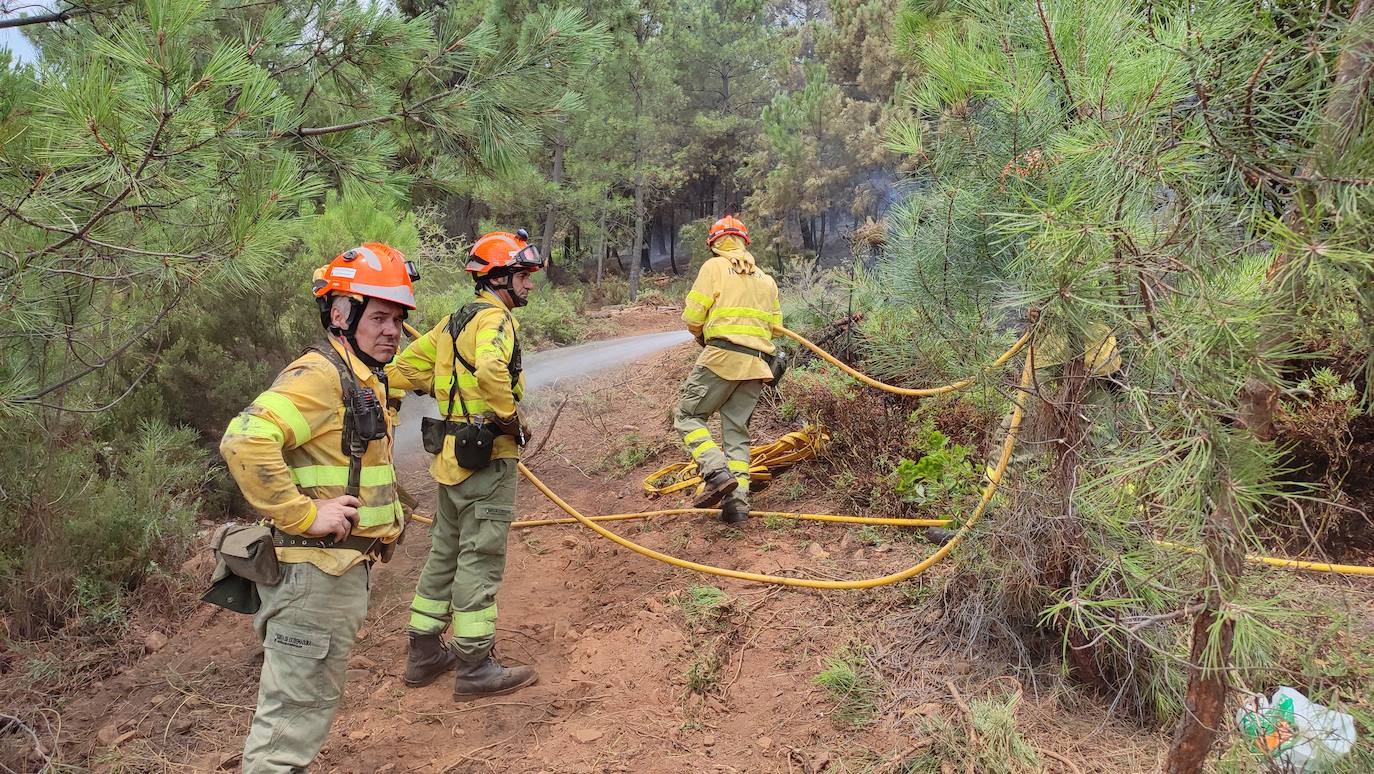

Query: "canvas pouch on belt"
<box><xmin>201</xmin><ymin>523</ymin><xmax>283</xmax><ymax>615</ymax></box>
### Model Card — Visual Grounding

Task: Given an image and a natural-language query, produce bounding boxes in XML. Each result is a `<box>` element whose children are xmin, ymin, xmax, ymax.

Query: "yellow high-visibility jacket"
<box><xmin>683</xmin><ymin>236</ymin><xmax>782</xmax><ymax>381</ymax></box>
<box><xmin>220</xmin><ymin>338</ymin><xmax>404</xmax><ymax>576</ymax></box>
<box><xmin>388</xmin><ymin>290</ymin><xmax>525</xmax><ymax>487</ymax></box>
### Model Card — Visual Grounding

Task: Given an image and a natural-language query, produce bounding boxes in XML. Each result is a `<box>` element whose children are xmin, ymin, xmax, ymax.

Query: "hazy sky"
<box><xmin>2</xmin><ymin>3</ymin><xmax>49</xmax><ymax>65</ymax></box>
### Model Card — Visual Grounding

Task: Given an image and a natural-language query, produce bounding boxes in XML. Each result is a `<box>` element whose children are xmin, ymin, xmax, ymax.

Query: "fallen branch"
<box><xmin>945</xmin><ymin>680</ymin><xmax>978</xmax><ymax>774</ymax></box>
<box><xmin>1037</xmin><ymin>745</ymin><xmax>1086</xmax><ymax>774</ymax></box>
<box><xmin>522</xmin><ymin>396</ymin><xmax>568</xmax><ymax>463</ymax></box>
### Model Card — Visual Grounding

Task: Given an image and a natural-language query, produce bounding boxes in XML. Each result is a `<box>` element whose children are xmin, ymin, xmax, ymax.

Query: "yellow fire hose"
<box><xmin>497</xmin><ymin>354</ymin><xmax>1032</xmax><ymax>589</ymax></box>
<box><xmin>411</xmin><ymin>510</ymin><xmax>949</xmax><ymax>529</ymax></box>
<box><xmin>642</xmin><ymin>428</ymin><xmax>829</xmax><ymax>496</ymax></box>
<box><xmin>403</xmin><ymin>322</ymin><xmax>1372</xmax><ymax>582</ymax></box>
<box><xmin>776</xmin><ymin>325</ymin><xmax>1033</xmax><ymax>397</ymax></box>
<box><xmin>1154</xmin><ymin>541</ymin><xmax>1374</xmax><ymax>577</ymax></box>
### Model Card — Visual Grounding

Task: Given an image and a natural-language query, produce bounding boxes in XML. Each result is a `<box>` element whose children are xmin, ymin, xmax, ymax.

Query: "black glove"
<box><xmin>694</xmin><ymin>332</ymin><xmax>705</xmax><ymax>347</ymax></box>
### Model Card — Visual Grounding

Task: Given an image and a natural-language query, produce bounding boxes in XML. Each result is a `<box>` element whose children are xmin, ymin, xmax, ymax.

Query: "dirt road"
<box><xmin>395</xmin><ymin>330</ymin><xmax>691</xmax><ymax>470</ymax></box>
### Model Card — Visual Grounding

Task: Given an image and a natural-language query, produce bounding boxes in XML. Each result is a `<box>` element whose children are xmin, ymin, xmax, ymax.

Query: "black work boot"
<box><xmin>693</xmin><ymin>468</ymin><xmax>739</xmax><ymax>509</ymax></box>
<box><xmin>404</xmin><ymin>631</ymin><xmax>461</xmax><ymax>688</ymax></box>
<box><xmin>452</xmin><ymin>654</ymin><xmax>539</xmax><ymax>701</ymax></box>
<box><xmin>720</xmin><ymin>500</ymin><xmax>749</xmax><ymax>525</ymax></box>
<box><xmin>924</xmin><ymin>527</ymin><xmax>958</xmax><ymax>545</ymax></box>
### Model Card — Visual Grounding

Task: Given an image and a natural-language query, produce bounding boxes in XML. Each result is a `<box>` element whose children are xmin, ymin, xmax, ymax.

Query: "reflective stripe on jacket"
<box><xmin>387</xmin><ymin>290</ymin><xmax>524</xmax><ymax>486</ymax></box>
<box><xmin>219</xmin><ymin>338</ymin><xmax>403</xmax><ymax>576</ymax></box>
<box><xmin>683</xmin><ymin>239</ymin><xmax>782</xmax><ymax>381</ymax></box>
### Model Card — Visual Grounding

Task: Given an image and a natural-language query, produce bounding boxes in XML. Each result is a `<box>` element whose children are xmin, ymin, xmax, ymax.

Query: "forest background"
<box><xmin>1</xmin><ymin>1</ymin><xmax>1372</xmax><ymax>772</ymax></box>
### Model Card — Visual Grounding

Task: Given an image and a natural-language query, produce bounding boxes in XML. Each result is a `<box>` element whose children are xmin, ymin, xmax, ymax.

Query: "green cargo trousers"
<box><xmin>408</xmin><ymin>459</ymin><xmax>517</xmax><ymax>663</ymax></box>
<box><xmin>673</xmin><ymin>364</ymin><xmax>764</xmax><ymax>508</ymax></box>
<box><xmin>241</xmin><ymin>561</ymin><xmax>369</xmax><ymax>774</ymax></box>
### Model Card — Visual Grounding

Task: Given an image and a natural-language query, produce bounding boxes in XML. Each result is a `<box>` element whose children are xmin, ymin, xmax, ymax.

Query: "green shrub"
<box><xmin>0</xmin><ymin>419</ymin><xmax>209</xmax><ymax>636</ymax></box>
<box><xmin>305</xmin><ymin>186</ymin><xmax>420</xmax><ymax>260</ymax></box>
<box><xmin>678</xmin><ymin>585</ymin><xmax>732</xmax><ymax>629</ymax></box>
<box><xmin>683</xmin><ymin>645</ymin><xmax>721</xmax><ymax>696</ymax></box>
<box><xmin>890</xmin><ymin>424</ymin><xmax>977</xmax><ymax>506</ymax></box>
<box><xmin>601</xmin><ymin>431</ymin><xmax>667</xmax><ymax>475</ymax></box>
<box><xmin>515</xmin><ymin>284</ymin><xmax>590</xmax><ymax>347</ymax></box>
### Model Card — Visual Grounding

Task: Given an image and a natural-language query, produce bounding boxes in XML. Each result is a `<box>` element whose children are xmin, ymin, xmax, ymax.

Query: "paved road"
<box><xmin>394</xmin><ymin>329</ymin><xmax>691</xmax><ymax>468</ymax></box>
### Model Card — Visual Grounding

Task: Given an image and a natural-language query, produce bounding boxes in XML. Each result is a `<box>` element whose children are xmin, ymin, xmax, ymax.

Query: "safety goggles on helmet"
<box><xmin>507</xmin><ymin>243</ymin><xmax>543</xmax><ymax>272</ymax></box>
<box><xmin>466</xmin><ymin>228</ymin><xmax>546</xmax><ymax>276</ymax></box>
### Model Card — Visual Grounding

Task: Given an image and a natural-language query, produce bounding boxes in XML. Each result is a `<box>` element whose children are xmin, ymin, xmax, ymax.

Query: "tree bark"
<box><xmin>0</xmin><ymin>6</ymin><xmax>90</xmax><ymax>30</ymax></box>
<box><xmin>629</xmin><ymin>169</ymin><xmax>645</xmax><ymax>300</ymax></box>
<box><xmin>668</xmin><ymin>208</ymin><xmax>677</xmax><ymax>274</ymax></box>
<box><xmin>816</xmin><ymin>211</ymin><xmax>828</xmax><ymax>268</ymax></box>
<box><xmin>539</xmin><ymin>133</ymin><xmax>565</xmax><ymax>274</ymax></box>
<box><xmin>1166</xmin><ymin>480</ymin><xmax>1246</xmax><ymax>774</ymax></box>
<box><xmin>594</xmin><ymin>196</ymin><xmax>608</xmax><ymax>285</ymax></box>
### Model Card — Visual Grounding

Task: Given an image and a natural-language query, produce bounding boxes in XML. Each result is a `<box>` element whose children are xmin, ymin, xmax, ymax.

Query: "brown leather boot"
<box><xmin>404</xmin><ymin>631</ymin><xmax>461</xmax><ymax>688</ymax></box>
<box><xmin>693</xmin><ymin>469</ymin><xmax>739</xmax><ymax>509</ymax></box>
<box><xmin>720</xmin><ymin>500</ymin><xmax>749</xmax><ymax>525</ymax></box>
<box><xmin>453</xmin><ymin>654</ymin><xmax>539</xmax><ymax>701</ymax></box>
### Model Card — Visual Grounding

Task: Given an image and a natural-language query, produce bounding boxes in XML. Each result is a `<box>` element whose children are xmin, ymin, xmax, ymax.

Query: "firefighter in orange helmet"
<box><xmin>675</xmin><ymin>216</ymin><xmax>783</xmax><ymax>525</ymax></box>
<box><xmin>219</xmin><ymin>243</ymin><xmax>416</xmax><ymax>772</ymax></box>
<box><xmin>389</xmin><ymin>229</ymin><xmax>543</xmax><ymax>701</ymax></box>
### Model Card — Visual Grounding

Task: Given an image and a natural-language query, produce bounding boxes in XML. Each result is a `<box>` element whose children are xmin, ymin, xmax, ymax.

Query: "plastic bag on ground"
<box><xmin>1235</xmin><ymin>686</ymin><xmax>1356</xmax><ymax>773</ymax></box>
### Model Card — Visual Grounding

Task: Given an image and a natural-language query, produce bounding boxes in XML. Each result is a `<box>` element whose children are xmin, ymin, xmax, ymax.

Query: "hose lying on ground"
<box><xmin>407</xmin><ymin>325</ymin><xmax>1374</xmax><ymax>582</ymax></box>
<box><xmin>775</xmin><ymin>325</ymin><xmax>1032</xmax><ymax>397</ymax></box>
<box><xmin>416</xmin><ymin>354</ymin><xmax>1034</xmax><ymax>589</ymax></box>
<box><xmin>642</xmin><ymin>428</ymin><xmax>828</xmax><ymax>496</ymax></box>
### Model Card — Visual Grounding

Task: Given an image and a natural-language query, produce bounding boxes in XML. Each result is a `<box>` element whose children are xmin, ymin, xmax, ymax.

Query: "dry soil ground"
<box><xmin>16</xmin><ymin>307</ymin><xmax>1175</xmax><ymax>773</ymax></box>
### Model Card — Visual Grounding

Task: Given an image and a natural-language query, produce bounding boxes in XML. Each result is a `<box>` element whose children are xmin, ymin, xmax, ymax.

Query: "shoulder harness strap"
<box><xmin>302</xmin><ymin>342</ymin><xmax>375</xmax><ymax>497</ymax></box>
<box><xmin>445</xmin><ymin>301</ymin><xmax>523</xmax><ymax>396</ymax></box>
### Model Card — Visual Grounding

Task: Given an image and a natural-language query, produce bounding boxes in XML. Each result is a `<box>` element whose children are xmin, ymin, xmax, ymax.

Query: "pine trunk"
<box><xmin>1166</xmin><ymin>482</ymin><xmax>1246</xmax><ymax>774</ymax></box>
<box><xmin>668</xmin><ymin>209</ymin><xmax>677</xmax><ymax>274</ymax></box>
<box><xmin>594</xmin><ymin>196</ymin><xmax>608</xmax><ymax>285</ymax></box>
<box><xmin>539</xmin><ymin>135</ymin><xmax>565</xmax><ymax>274</ymax></box>
<box><xmin>629</xmin><ymin>170</ymin><xmax>645</xmax><ymax>300</ymax></box>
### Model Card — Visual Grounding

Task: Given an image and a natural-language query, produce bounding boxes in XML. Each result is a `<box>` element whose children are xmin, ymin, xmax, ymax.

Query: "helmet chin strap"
<box><xmin>478</xmin><ymin>274</ymin><xmax>529</xmax><ymax>308</ymax></box>
<box><xmin>345</xmin><ymin>332</ymin><xmax>387</xmax><ymax>370</ymax></box>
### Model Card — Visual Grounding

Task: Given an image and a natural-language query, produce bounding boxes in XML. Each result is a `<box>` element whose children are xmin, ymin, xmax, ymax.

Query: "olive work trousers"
<box><xmin>407</xmin><ymin>459</ymin><xmax>517</xmax><ymax>663</ymax></box>
<box><xmin>242</xmin><ymin>561</ymin><xmax>369</xmax><ymax>774</ymax></box>
<box><xmin>673</xmin><ymin>363</ymin><xmax>765</xmax><ymax>508</ymax></box>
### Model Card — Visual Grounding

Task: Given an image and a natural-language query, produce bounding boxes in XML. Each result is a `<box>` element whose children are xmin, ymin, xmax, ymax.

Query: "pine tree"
<box><xmin>881</xmin><ymin>1</ymin><xmax>1372</xmax><ymax>770</ymax></box>
<box><xmin>0</xmin><ymin>0</ymin><xmax>606</xmax><ymax>419</ymax></box>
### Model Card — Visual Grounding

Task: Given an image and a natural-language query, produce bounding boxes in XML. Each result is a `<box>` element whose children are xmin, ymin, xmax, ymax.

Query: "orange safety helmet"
<box><xmin>707</xmin><ymin>215</ymin><xmax>750</xmax><ymax>247</ymax></box>
<box><xmin>465</xmin><ymin>229</ymin><xmax>545</xmax><ymax>277</ymax></box>
<box><xmin>313</xmin><ymin>242</ymin><xmax>419</xmax><ymax>309</ymax></box>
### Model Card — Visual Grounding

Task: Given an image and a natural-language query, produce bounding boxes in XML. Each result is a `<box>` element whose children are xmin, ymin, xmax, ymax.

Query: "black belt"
<box><xmin>272</xmin><ymin>529</ymin><xmax>381</xmax><ymax>554</ymax></box>
<box><xmin>706</xmin><ymin>339</ymin><xmax>777</xmax><ymax>365</ymax></box>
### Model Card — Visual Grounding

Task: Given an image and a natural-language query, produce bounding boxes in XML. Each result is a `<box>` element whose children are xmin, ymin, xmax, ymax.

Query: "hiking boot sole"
<box><xmin>693</xmin><ymin>478</ymin><xmax>739</xmax><ymax>509</ymax></box>
<box><xmin>453</xmin><ymin>672</ymin><xmax>539</xmax><ymax>702</ymax></box>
